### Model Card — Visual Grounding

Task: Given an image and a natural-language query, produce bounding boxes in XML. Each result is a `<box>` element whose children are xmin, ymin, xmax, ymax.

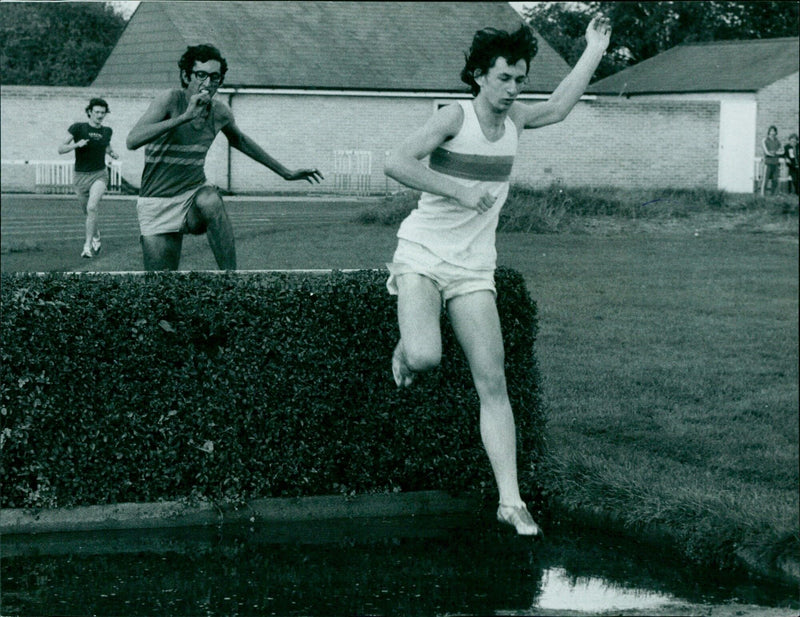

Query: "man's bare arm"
<box><xmin>222</xmin><ymin>119</ymin><xmax>323</xmax><ymax>183</ymax></box>
<box><xmin>385</xmin><ymin>104</ymin><xmax>496</xmax><ymax>213</ymax></box>
<box><xmin>512</xmin><ymin>15</ymin><xmax>611</xmax><ymax>130</ymax></box>
<box><xmin>58</xmin><ymin>135</ymin><xmax>87</xmax><ymax>154</ymax></box>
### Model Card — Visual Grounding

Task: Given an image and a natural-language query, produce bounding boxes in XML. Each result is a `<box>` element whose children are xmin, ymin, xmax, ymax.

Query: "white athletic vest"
<box><xmin>396</xmin><ymin>99</ymin><xmax>518</xmax><ymax>270</ymax></box>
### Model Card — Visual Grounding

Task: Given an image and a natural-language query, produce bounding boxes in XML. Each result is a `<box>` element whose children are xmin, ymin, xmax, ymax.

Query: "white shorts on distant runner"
<box><xmin>386</xmin><ymin>238</ymin><xmax>496</xmax><ymax>302</ymax></box>
<box><xmin>136</xmin><ymin>185</ymin><xmax>209</xmax><ymax>236</ymax></box>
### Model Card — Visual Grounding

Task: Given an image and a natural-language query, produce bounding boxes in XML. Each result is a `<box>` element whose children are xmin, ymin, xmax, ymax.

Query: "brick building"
<box><xmin>588</xmin><ymin>37</ymin><xmax>800</xmax><ymax>193</ymax></box>
<box><xmin>2</xmin><ymin>2</ymin><xmax>762</xmax><ymax>194</ymax></box>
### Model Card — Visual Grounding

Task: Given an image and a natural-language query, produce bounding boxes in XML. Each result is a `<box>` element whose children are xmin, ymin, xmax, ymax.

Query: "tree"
<box><xmin>523</xmin><ymin>1</ymin><xmax>800</xmax><ymax>80</ymax></box>
<box><xmin>0</xmin><ymin>2</ymin><xmax>127</xmax><ymax>86</ymax></box>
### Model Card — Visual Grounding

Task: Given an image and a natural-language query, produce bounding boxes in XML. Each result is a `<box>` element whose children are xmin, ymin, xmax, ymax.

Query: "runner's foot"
<box><xmin>497</xmin><ymin>503</ymin><xmax>543</xmax><ymax>537</ymax></box>
<box><xmin>392</xmin><ymin>342</ymin><xmax>414</xmax><ymax>388</ymax></box>
<box><xmin>91</xmin><ymin>237</ymin><xmax>102</xmax><ymax>255</ymax></box>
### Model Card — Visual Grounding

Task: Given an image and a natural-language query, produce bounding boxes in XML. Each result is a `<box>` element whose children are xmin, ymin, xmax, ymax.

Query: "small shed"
<box><xmin>588</xmin><ymin>37</ymin><xmax>800</xmax><ymax>192</ymax></box>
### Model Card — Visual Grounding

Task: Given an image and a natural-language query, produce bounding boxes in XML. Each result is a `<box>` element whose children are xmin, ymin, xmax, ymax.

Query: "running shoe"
<box><xmin>81</xmin><ymin>246</ymin><xmax>93</xmax><ymax>259</ymax></box>
<box><xmin>392</xmin><ymin>344</ymin><xmax>414</xmax><ymax>388</ymax></box>
<box><xmin>497</xmin><ymin>503</ymin><xmax>543</xmax><ymax>537</ymax></box>
<box><xmin>91</xmin><ymin>237</ymin><xmax>102</xmax><ymax>255</ymax></box>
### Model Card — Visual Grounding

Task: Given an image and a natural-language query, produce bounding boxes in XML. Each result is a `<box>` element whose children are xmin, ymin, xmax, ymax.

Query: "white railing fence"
<box><xmin>35</xmin><ymin>160</ymin><xmax>73</xmax><ymax>194</ymax></box>
<box><xmin>753</xmin><ymin>156</ymin><xmax>792</xmax><ymax>193</ymax></box>
<box><xmin>332</xmin><ymin>150</ymin><xmax>372</xmax><ymax>195</ymax></box>
<box><xmin>1</xmin><ymin>160</ymin><xmax>123</xmax><ymax>194</ymax></box>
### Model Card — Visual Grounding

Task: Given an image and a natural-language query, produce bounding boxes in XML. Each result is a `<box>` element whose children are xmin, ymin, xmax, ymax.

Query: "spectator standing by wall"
<box><xmin>760</xmin><ymin>125</ymin><xmax>781</xmax><ymax>196</ymax></box>
<box><xmin>782</xmin><ymin>133</ymin><xmax>798</xmax><ymax>195</ymax></box>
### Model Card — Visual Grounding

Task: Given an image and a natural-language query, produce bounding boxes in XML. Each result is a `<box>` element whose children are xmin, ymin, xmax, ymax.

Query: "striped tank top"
<box><xmin>140</xmin><ymin>89</ymin><xmax>220</xmax><ymax>198</ymax></box>
<box><xmin>396</xmin><ymin>99</ymin><xmax>518</xmax><ymax>270</ymax></box>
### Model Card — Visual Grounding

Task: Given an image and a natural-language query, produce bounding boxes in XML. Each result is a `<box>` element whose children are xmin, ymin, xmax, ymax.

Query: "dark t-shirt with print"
<box><xmin>68</xmin><ymin>123</ymin><xmax>112</xmax><ymax>172</ymax></box>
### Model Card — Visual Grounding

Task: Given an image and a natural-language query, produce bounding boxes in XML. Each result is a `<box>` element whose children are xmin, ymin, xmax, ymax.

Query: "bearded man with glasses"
<box><xmin>127</xmin><ymin>44</ymin><xmax>323</xmax><ymax>270</ymax></box>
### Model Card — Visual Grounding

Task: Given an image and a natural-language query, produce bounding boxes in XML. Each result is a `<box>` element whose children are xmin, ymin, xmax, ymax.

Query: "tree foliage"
<box><xmin>0</xmin><ymin>2</ymin><xmax>127</xmax><ymax>86</ymax></box>
<box><xmin>523</xmin><ymin>1</ymin><xmax>800</xmax><ymax>80</ymax></box>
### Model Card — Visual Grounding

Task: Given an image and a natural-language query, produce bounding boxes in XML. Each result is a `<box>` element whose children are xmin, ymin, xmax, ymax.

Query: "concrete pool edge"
<box><xmin>0</xmin><ymin>490</ymin><xmax>481</xmax><ymax>535</ymax></box>
<box><xmin>2</xmin><ymin>490</ymin><xmax>798</xmax><ymax>588</ymax></box>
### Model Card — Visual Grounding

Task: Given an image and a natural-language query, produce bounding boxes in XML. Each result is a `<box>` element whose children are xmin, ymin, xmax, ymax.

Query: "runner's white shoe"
<box><xmin>497</xmin><ymin>503</ymin><xmax>543</xmax><ymax>537</ymax></box>
<box><xmin>392</xmin><ymin>343</ymin><xmax>414</xmax><ymax>388</ymax></box>
<box><xmin>81</xmin><ymin>246</ymin><xmax>93</xmax><ymax>258</ymax></box>
<box><xmin>91</xmin><ymin>237</ymin><xmax>102</xmax><ymax>255</ymax></box>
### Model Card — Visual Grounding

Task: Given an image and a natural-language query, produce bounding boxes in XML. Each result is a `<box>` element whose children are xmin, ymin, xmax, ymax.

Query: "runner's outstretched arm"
<box><xmin>221</xmin><ymin>120</ymin><xmax>323</xmax><ymax>183</ymax></box>
<box><xmin>512</xmin><ymin>15</ymin><xmax>611</xmax><ymax>129</ymax></box>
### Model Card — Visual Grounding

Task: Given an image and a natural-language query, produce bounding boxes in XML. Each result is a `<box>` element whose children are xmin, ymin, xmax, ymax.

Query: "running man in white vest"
<box><xmin>384</xmin><ymin>16</ymin><xmax>611</xmax><ymax>536</ymax></box>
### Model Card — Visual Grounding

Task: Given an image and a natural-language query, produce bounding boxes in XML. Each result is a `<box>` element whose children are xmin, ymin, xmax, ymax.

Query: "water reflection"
<box><xmin>2</xmin><ymin>513</ymin><xmax>796</xmax><ymax>616</ymax></box>
<box><xmin>534</xmin><ymin>566</ymin><xmax>680</xmax><ymax>612</ymax></box>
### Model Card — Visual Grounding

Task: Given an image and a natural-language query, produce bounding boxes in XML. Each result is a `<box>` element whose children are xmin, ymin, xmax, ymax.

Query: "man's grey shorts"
<box><xmin>73</xmin><ymin>169</ymin><xmax>108</xmax><ymax>204</ymax></box>
<box><xmin>136</xmin><ymin>185</ymin><xmax>212</xmax><ymax>236</ymax></box>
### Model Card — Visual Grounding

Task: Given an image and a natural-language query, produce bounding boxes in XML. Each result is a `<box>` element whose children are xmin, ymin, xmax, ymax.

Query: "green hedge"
<box><xmin>0</xmin><ymin>269</ymin><xmax>543</xmax><ymax>509</ymax></box>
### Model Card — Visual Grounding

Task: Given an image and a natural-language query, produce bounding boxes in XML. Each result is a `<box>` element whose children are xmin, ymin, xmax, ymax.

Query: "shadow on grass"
<box><xmin>1</xmin><ymin>240</ymin><xmax>42</xmax><ymax>254</ymax></box>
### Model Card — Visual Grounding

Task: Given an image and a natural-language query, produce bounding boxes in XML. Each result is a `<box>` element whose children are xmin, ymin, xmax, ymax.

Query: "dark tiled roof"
<box><xmin>588</xmin><ymin>37</ymin><xmax>799</xmax><ymax>95</ymax></box>
<box><xmin>93</xmin><ymin>1</ymin><xmax>571</xmax><ymax>92</ymax></box>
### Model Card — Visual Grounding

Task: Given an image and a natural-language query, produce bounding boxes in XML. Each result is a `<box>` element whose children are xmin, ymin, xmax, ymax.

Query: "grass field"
<box><xmin>502</xmin><ymin>231</ymin><xmax>798</xmax><ymax>576</ymax></box>
<box><xmin>376</xmin><ymin>188</ymin><xmax>799</xmax><ymax>579</ymax></box>
<box><xmin>2</xmin><ymin>187</ymin><xmax>798</xmax><ymax>582</ymax></box>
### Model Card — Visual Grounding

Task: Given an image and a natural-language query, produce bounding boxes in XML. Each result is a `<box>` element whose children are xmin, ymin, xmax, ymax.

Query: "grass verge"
<box><xmin>357</xmin><ymin>185</ymin><xmax>798</xmax><ymax>582</ymax></box>
<box><xmin>355</xmin><ymin>184</ymin><xmax>799</xmax><ymax>234</ymax></box>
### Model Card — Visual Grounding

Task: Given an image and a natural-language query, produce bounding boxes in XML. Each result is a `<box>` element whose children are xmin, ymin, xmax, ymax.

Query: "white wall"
<box><xmin>2</xmin><ymin>85</ymin><xmax>722</xmax><ymax>194</ymax></box>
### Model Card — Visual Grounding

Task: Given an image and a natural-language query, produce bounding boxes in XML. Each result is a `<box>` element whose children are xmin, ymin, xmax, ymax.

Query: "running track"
<box><xmin>1</xmin><ymin>193</ymin><xmax>377</xmax><ymax>272</ymax></box>
<box><xmin>1</xmin><ymin>194</ymin><xmax>372</xmax><ymax>244</ymax></box>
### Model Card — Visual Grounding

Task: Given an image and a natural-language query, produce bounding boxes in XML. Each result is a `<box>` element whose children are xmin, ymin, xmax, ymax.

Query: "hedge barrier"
<box><xmin>0</xmin><ymin>269</ymin><xmax>544</xmax><ymax>509</ymax></box>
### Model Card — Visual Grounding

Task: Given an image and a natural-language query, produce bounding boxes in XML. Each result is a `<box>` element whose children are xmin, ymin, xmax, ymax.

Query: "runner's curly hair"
<box><xmin>85</xmin><ymin>98</ymin><xmax>109</xmax><ymax>116</ymax></box>
<box><xmin>178</xmin><ymin>44</ymin><xmax>228</xmax><ymax>88</ymax></box>
<box><xmin>461</xmin><ymin>25</ymin><xmax>538</xmax><ymax>96</ymax></box>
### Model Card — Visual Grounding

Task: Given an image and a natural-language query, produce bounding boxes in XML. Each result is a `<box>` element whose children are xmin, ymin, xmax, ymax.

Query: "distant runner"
<box><xmin>58</xmin><ymin>97</ymin><xmax>119</xmax><ymax>258</ymax></box>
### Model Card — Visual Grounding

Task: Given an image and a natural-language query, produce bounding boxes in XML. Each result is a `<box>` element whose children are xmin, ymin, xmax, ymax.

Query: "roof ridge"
<box><xmin>677</xmin><ymin>36</ymin><xmax>800</xmax><ymax>47</ymax></box>
<box><xmin>93</xmin><ymin>1</ymin><xmax>573</xmax><ymax>91</ymax></box>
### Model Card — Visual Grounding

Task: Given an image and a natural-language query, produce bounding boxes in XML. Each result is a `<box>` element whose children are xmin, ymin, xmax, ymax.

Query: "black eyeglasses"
<box><xmin>192</xmin><ymin>70</ymin><xmax>222</xmax><ymax>84</ymax></box>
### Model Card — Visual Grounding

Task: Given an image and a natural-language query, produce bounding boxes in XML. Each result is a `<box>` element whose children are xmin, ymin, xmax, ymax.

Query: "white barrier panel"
<box><xmin>20</xmin><ymin>160</ymin><xmax>123</xmax><ymax>194</ymax></box>
<box><xmin>754</xmin><ymin>156</ymin><xmax>792</xmax><ymax>193</ymax></box>
<box><xmin>108</xmin><ymin>160</ymin><xmax>123</xmax><ymax>192</ymax></box>
<box><xmin>35</xmin><ymin>160</ymin><xmax>72</xmax><ymax>194</ymax></box>
<box><xmin>333</xmin><ymin>150</ymin><xmax>372</xmax><ymax>195</ymax></box>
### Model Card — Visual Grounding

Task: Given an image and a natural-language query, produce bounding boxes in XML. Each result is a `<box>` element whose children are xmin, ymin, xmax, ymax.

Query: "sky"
<box><xmin>108</xmin><ymin>0</ymin><xmax>138</xmax><ymax>19</ymax></box>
